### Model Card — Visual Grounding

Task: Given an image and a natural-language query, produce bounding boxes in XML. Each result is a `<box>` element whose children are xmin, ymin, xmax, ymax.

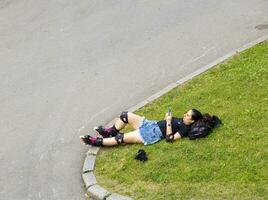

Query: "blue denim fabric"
<box><xmin>139</xmin><ymin>118</ymin><xmax>163</xmax><ymax>145</ymax></box>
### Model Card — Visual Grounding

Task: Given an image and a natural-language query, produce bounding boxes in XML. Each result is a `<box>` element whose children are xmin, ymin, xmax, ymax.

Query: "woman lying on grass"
<box><xmin>80</xmin><ymin>109</ymin><xmax>221</xmax><ymax>146</ymax></box>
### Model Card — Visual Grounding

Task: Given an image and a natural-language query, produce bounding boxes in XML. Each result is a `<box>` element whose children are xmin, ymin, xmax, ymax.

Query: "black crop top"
<box><xmin>157</xmin><ymin>117</ymin><xmax>191</xmax><ymax>138</ymax></box>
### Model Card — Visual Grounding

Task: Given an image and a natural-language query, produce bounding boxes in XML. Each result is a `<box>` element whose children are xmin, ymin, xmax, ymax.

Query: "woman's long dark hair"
<box><xmin>191</xmin><ymin>108</ymin><xmax>203</xmax><ymax>122</ymax></box>
<box><xmin>189</xmin><ymin>109</ymin><xmax>222</xmax><ymax>139</ymax></box>
<box><xmin>191</xmin><ymin>109</ymin><xmax>222</xmax><ymax>128</ymax></box>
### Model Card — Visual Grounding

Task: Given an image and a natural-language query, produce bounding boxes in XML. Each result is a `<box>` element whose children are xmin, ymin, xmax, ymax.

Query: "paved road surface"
<box><xmin>0</xmin><ymin>0</ymin><xmax>267</xmax><ymax>199</ymax></box>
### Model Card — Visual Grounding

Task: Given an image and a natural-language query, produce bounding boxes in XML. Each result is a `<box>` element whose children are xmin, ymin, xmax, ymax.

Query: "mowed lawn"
<box><xmin>94</xmin><ymin>41</ymin><xmax>268</xmax><ymax>200</ymax></box>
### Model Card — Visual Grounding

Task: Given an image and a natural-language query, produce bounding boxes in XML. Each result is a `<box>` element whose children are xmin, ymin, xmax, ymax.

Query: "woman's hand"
<box><xmin>166</xmin><ymin>134</ymin><xmax>174</xmax><ymax>142</ymax></box>
<box><xmin>166</xmin><ymin>132</ymin><xmax>182</xmax><ymax>143</ymax></box>
<box><xmin>165</xmin><ymin>112</ymin><xmax>172</xmax><ymax>122</ymax></box>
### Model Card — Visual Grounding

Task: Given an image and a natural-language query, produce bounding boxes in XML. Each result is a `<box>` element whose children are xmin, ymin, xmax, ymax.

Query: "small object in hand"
<box><xmin>135</xmin><ymin>149</ymin><xmax>148</xmax><ymax>162</ymax></box>
<box><xmin>168</xmin><ymin>106</ymin><xmax>172</xmax><ymax>116</ymax></box>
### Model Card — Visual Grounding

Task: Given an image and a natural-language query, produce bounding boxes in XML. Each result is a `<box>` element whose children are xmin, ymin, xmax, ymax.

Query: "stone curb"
<box><xmin>106</xmin><ymin>193</ymin><xmax>133</xmax><ymax>200</ymax></box>
<box><xmin>82</xmin><ymin>34</ymin><xmax>268</xmax><ymax>200</ymax></box>
<box><xmin>87</xmin><ymin>184</ymin><xmax>111</xmax><ymax>200</ymax></box>
<box><xmin>82</xmin><ymin>172</ymin><xmax>97</xmax><ymax>189</ymax></box>
<box><xmin>83</xmin><ymin>155</ymin><xmax>96</xmax><ymax>173</ymax></box>
<box><xmin>82</xmin><ymin>146</ymin><xmax>133</xmax><ymax>200</ymax></box>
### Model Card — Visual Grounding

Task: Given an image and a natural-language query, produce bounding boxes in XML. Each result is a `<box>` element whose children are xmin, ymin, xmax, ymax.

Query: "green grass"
<box><xmin>95</xmin><ymin>41</ymin><xmax>268</xmax><ymax>200</ymax></box>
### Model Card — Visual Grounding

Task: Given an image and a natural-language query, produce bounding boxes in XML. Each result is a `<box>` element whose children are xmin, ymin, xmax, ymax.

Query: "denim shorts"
<box><xmin>138</xmin><ymin>117</ymin><xmax>164</xmax><ymax>145</ymax></box>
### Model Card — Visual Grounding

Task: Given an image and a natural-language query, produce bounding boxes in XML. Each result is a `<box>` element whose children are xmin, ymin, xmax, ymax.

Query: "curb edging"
<box><xmin>82</xmin><ymin>35</ymin><xmax>268</xmax><ymax>200</ymax></box>
<box><xmin>82</xmin><ymin>147</ymin><xmax>133</xmax><ymax>200</ymax></box>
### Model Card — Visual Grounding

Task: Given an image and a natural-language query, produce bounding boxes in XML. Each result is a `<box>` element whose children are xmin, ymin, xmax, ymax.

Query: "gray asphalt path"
<box><xmin>0</xmin><ymin>0</ymin><xmax>267</xmax><ymax>199</ymax></box>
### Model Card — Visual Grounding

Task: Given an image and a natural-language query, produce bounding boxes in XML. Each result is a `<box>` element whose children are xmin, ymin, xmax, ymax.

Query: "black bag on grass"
<box><xmin>135</xmin><ymin>149</ymin><xmax>148</xmax><ymax>162</ymax></box>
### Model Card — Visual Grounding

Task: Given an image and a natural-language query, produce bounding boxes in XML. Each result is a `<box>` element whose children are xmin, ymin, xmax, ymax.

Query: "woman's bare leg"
<box><xmin>102</xmin><ymin>130</ymin><xmax>143</xmax><ymax>146</ymax></box>
<box><xmin>114</xmin><ymin>112</ymin><xmax>143</xmax><ymax>130</ymax></box>
<box><xmin>94</xmin><ymin>112</ymin><xmax>144</xmax><ymax>138</ymax></box>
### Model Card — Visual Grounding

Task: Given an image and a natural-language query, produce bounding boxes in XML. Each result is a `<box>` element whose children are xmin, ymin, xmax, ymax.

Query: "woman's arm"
<box><xmin>166</xmin><ymin>132</ymin><xmax>182</xmax><ymax>142</ymax></box>
<box><xmin>173</xmin><ymin>132</ymin><xmax>182</xmax><ymax>141</ymax></box>
<box><xmin>165</xmin><ymin>113</ymin><xmax>172</xmax><ymax>136</ymax></box>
